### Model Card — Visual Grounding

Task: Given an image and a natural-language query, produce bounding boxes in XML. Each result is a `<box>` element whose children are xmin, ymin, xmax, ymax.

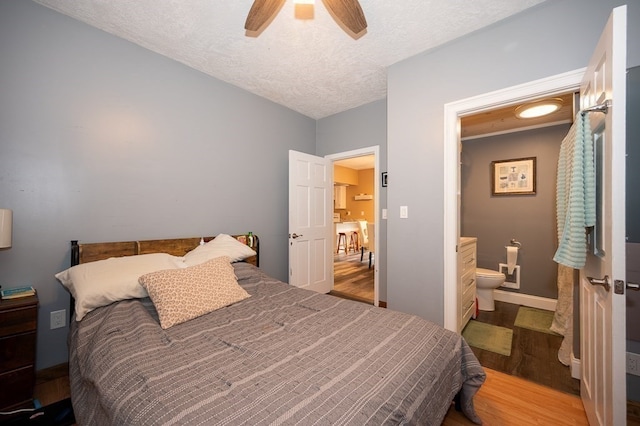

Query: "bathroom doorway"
<box><xmin>457</xmin><ymin>91</ymin><xmax>578</xmax><ymax>395</ymax></box>
<box><xmin>443</xmin><ymin>69</ymin><xmax>585</xmax><ymax>331</ymax></box>
<box><xmin>460</xmin><ymin>91</ymin><xmax>575</xmax><ymax>306</ymax></box>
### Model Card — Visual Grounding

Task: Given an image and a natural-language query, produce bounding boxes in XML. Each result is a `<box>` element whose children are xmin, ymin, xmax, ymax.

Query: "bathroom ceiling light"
<box><xmin>514</xmin><ymin>98</ymin><xmax>564</xmax><ymax>119</ymax></box>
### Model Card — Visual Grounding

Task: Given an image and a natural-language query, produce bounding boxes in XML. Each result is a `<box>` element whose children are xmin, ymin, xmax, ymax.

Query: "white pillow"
<box><xmin>56</xmin><ymin>253</ymin><xmax>184</xmax><ymax>321</ymax></box>
<box><xmin>183</xmin><ymin>233</ymin><xmax>256</xmax><ymax>267</ymax></box>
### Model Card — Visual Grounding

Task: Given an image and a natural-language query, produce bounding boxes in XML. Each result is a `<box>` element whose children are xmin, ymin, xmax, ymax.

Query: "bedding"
<box><xmin>56</xmin><ymin>252</ymin><xmax>185</xmax><ymax>321</ymax></box>
<box><xmin>69</xmin><ymin>261</ymin><xmax>485</xmax><ymax>425</ymax></box>
<box><xmin>183</xmin><ymin>233</ymin><xmax>257</xmax><ymax>266</ymax></box>
<box><xmin>58</xmin><ymin>234</ymin><xmax>258</xmax><ymax>321</ymax></box>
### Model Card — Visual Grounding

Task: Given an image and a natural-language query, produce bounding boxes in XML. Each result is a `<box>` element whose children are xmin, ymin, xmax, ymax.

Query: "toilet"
<box><xmin>475</xmin><ymin>268</ymin><xmax>506</xmax><ymax>311</ymax></box>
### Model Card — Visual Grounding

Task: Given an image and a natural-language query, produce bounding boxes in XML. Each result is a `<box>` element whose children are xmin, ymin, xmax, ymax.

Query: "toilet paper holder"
<box><xmin>509</xmin><ymin>239</ymin><xmax>522</xmax><ymax>248</ymax></box>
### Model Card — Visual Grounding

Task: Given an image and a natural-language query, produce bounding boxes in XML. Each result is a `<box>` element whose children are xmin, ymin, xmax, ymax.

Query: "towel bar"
<box><xmin>580</xmin><ymin>99</ymin><xmax>611</xmax><ymax>116</ymax></box>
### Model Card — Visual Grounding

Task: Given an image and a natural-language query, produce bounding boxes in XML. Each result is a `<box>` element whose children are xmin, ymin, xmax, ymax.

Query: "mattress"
<box><xmin>69</xmin><ymin>262</ymin><xmax>485</xmax><ymax>425</ymax></box>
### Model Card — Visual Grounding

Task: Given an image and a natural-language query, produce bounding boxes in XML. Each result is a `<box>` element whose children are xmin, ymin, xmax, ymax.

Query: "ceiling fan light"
<box><xmin>515</xmin><ymin>98</ymin><xmax>563</xmax><ymax>119</ymax></box>
<box><xmin>294</xmin><ymin>2</ymin><xmax>314</xmax><ymax>20</ymax></box>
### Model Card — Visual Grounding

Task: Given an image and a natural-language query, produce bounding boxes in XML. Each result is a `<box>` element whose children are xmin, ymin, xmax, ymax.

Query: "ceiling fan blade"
<box><xmin>244</xmin><ymin>0</ymin><xmax>286</xmax><ymax>32</ymax></box>
<box><xmin>322</xmin><ymin>0</ymin><xmax>367</xmax><ymax>35</ymax></box>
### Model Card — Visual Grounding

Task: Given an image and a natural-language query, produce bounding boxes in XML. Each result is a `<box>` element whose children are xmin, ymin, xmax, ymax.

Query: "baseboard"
<box><xmin>493</xmin><ymin>289</ymin><xmax>557</xmax><ymax>311</ymax></box>
<box><xmin>36</xmin><ymin>363</ymin><xmax>69</xmax><ymax>384</ymax></box>
<box><xmin>571</xmin><ymin>352</ymin><xmax>581</xmax><ymax>380</ymax></box>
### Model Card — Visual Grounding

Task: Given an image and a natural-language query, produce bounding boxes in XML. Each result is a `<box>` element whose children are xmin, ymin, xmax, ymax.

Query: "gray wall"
<box><xmin>0</xmin><ymin>0</ymin><xmax>315</xmax><ymax>370</ymax></box>
<box><xmin>386</xmin><ymin>0</ymin><xmax>640</xmax><ymax>323</ymax></box>
<box><xmin>3</xmin><ymin>0</ymin><xmax>638</xmax><ymax>373</ymax></box>
<box><xmin>461</xmin><ymin>124</ymin><xmax>571</xmax><ymax>300</ymax></box>
<box><xmin>316</xmin><ymin>100</ymin><xmax>388</xmax><ymax>301</ymax></box>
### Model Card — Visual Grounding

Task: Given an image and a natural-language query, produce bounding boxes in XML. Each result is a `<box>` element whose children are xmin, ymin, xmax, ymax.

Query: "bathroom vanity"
<box><xmin>458</xmin><ymin>237</ymin><xmax>477</xmax><ymax>333</ymax></box>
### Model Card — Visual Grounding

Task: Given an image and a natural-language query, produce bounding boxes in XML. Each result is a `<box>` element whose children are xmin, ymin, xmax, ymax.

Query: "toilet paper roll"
<box><xmin>506</xmin><ymin>246</ymin><xmax>518</xmax><ymax>274</ymax></box>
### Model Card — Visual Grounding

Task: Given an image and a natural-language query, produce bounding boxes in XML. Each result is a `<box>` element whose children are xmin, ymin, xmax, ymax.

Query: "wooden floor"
<box><xmin>332</xmin><ymin>250</ymin><xmax>374</xmax><ymax>303</ymax></box>
<box><xmin>33</xmin><ymin>363</ymin><xmax>71</xmax><ymax>407</ymax></box>
<box><xmin>442</xmin><ymin>367</ymin><xmax>588</xmax><ymax>425</ymax></box>
<box><xmin>469</xmin><ymin>300</ymin><xmax>580</xmax><ymax>395</ymax></box>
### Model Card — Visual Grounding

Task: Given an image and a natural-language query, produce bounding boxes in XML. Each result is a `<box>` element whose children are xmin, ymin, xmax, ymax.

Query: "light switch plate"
<box><xmin>400</xmin><ymin>206</ymin><xmax>408</xmax><ymax>218</ymax></box>
<box><xmin>382</xmin><ymin>209</ymin><xmax>387</xmax><ymax>219</ymax></box>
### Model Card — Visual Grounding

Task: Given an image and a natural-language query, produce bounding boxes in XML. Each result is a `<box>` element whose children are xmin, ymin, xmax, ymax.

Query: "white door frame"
<box><xmin>443</xmin><ymin>69</ymin><xmax>585</xmax><ymax>331</ymax></box>
<box><xmin>326</xmin><ymin>146</ymin><xmax>380</xmax><ymax>307</ymax></box>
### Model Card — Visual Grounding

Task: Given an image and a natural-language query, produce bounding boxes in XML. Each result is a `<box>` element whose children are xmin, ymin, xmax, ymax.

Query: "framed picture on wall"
<box><xmin>491</xmin><ymin>157</ymin><xmax>536</xmax><ymax>195</ymax></box>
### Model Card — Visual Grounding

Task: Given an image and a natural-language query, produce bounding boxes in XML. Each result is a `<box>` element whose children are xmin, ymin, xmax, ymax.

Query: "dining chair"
<box><xmin>366</xmin><ymin>223</ymin><xmax>375</xmax><ymax>268</ymax></box>
<box><xmin>357</xmin><ymin>220</ymin><xmax>368</xmax><ymax>261</ymax></box>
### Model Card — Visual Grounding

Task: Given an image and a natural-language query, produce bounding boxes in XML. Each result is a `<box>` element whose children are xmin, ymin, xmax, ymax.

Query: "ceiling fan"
<box><xmin>244</xmin><ymin>0</ymin><xmax>367</xmax><ymax>37</ymax></box>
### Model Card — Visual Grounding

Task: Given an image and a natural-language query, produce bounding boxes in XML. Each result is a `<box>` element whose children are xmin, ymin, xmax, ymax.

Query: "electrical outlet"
<box><xmin>50</xmin><ymin>309</ymin><xmax>66</xmax><ymax>330</ymax></box>
<box><xmin>627</xmin><ymin>352</ymin><xmax>640</xmax><ymax>376</ymax></box>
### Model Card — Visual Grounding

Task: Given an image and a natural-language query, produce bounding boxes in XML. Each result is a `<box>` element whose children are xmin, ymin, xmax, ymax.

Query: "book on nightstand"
<box><xmin>0</xmin><ymin>285</ymin><xmax>36</xmax><ymax>300</ymax></box>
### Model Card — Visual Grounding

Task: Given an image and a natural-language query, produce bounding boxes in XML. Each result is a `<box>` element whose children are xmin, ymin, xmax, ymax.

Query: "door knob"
<box><xmin>587</xmin><ymin>275</ymin><xmax>611</xmax><ymax>292</ymax></box>
<box><xmin>290</xmin><ymin>233</ymin><xmax>303</xmax><ymax>239</ymax></box>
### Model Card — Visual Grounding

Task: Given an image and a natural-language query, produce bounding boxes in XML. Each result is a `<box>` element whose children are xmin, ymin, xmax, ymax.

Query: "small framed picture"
<box><xmin>381</xmin><ymin>172</ymin><xmax>388</xmax><ymax>187</ymax></box>
<box><xmin>491</xmin><ymin>157</ymin><xmax>536</xmax><ymax>195</ymax></box>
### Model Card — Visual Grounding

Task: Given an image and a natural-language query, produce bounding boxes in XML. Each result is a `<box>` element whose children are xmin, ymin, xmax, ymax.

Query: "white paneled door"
<box><xmin>288</xmin><ymin>150</ymin><xmax>333</xmax><ymax>293</ymax></box>
<box><xmin>580</xmin><ymin>6</ymin><xmax>626</xmax><ymax>425</ymax></box>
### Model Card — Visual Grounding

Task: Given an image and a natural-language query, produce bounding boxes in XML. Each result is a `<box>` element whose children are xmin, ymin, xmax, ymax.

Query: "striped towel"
<box><xmin>553</xmin><ymin>113</ymin><xmax>595</xmax><ymax>268</ymax></box>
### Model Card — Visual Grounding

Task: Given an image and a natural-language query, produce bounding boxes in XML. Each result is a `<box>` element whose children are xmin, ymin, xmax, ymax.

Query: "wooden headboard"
<box><xmin>70</xmin><ymin>235</ymin><xmax>259</xmax><ymax>267</ymax></box>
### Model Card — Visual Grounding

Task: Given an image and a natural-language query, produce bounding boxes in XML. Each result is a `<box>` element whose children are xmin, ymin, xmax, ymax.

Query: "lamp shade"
<box><xmin>0</xmin><ymin>209</ymin><xmax>12</xmax><ymax>248</ymax></box>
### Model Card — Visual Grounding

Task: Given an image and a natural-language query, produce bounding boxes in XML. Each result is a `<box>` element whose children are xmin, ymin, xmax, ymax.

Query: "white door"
<box><xmin>288</xmin><ymin>150</ymin><xmax>333</xmax><ymax>293</ymax></box>
<box><xmin>580</xmin><ymin>6</ymin><xmax>626</xmax><ymax>425</ymax></box>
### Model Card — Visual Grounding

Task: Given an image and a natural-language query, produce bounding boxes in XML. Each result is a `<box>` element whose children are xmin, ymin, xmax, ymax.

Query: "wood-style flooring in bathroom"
<box><xmin>470</xmin><ymin>300</ymin><xmax>580</xmax><ymax>396</ymax></box>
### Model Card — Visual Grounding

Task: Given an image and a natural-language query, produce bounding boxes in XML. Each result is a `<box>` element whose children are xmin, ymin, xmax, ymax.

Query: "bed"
<box><xmin>59</xmin><ymin>234</ymin><xmax>485</xmax><ymax>425</ymax></box>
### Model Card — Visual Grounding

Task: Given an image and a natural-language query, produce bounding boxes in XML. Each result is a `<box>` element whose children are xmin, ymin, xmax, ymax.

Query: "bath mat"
<box><xmin>462</xmin><ymin>320</ymin><xmax>513</xmax><ymax>356</ymax></box>
<box><xmin>514</xmin><ymin>306</ymin><xmax>561</xmax><ymax>335</ymax></box>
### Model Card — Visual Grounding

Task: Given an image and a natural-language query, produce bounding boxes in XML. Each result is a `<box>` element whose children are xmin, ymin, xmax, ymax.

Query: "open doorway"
<box><xmin>458</xmin><ymin>90</ymin><xmax>579</xmax><ymax>396</ymax></box>
<box><xmin>442</xmin><ymin>68</ymin><xmax>588</xmax><ymax>398</ymax></box>
<box><xmin>443</xmin><ymin>69</ymin><xmax>584</xmax><ymax>331</ymax></box>
<box><xmin>326</xmin><ymin>147</ymin><xmax>380</xmax><ymax>307</ymax></box>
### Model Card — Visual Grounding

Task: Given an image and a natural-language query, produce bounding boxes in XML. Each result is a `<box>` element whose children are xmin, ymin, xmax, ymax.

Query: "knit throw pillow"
<box><xmin>139</xmin><ymin>256</ymin><xmax>250</xmax><ymax>329</ymax></box>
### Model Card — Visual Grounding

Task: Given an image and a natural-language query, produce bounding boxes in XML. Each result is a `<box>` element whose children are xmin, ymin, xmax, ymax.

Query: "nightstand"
<box><xmin>0</xmin><ymin>295</ymin><xmax>38</xmax><ymax>412</ymax></box>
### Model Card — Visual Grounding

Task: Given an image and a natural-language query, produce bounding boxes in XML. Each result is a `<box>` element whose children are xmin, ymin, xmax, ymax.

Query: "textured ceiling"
<box><xmin>33</xmin><ymin>0</ymin><xmax>547</xmax><ymax>119</ymax></box>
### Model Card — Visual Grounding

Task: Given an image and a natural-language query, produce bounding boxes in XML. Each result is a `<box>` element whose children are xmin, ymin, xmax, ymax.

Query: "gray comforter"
<box><xmin>69</xmin><ymin>263</ymin><xmax>485</xmax><ymax>425</ymax></box>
